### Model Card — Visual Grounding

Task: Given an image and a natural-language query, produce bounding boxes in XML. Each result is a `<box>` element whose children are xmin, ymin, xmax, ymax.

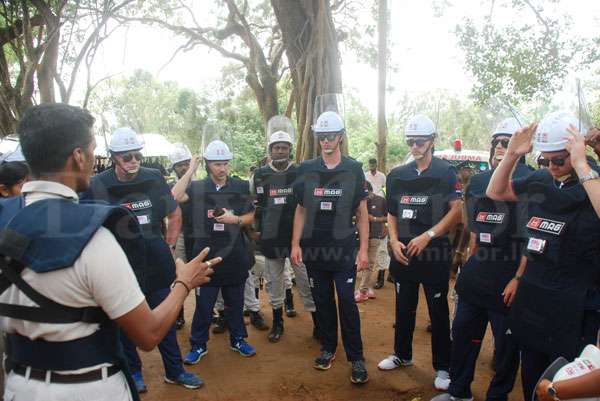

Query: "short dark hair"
<box><xmin>18</xmin><ymin>104</ymin><xmax>95</xmax><ymax>176</ymax></box>
<box><xmin>0</xmin><ymin>161</ymin><xmax>29</xmax><ymax>189</ymax></box>
<box><xmin>368</xmin><ymin>158</ymin><xmax>377</xmax><ymax>164</ymax></box>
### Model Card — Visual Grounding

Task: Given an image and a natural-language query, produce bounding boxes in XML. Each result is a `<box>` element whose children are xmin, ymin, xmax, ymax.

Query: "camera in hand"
<box><xmin>213</xmin><ymin>207</ymin><xmax>226</xmax><ymax>217</ymax></box>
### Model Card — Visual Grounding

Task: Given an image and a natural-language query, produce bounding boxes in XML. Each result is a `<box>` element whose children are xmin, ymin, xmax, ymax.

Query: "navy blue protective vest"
<box><xmin>253</xmin><ymin>164</ymin><xmax>298</xmax><ymax>259</ymax></box>
<box><xmin>508</xmin><ymin>176</ymin><xmax>600</xmax><ymax>359</ymax></box>
<box><xmin>298</xmin><ymin>161</ymin><xmax>364</xmax><ymax>270</ymax></box>
<box><xmin>387</xmin><ymin>157</ymin><xmax>456</xmax><ymax>284</ymax></box>
<box><xmin>188</xmin><ymin>177</ymin><xmax>251</xmax><ymax>286</ymax></box>
<box><xmin>0</xmin><ymin>198</ymin><xmax>143</xmax><ymax>401</ymax></box>
<box><xmin>455</xmin><ymin>163</ymin><xmax>530</xmax><ymax>312</ymax></box>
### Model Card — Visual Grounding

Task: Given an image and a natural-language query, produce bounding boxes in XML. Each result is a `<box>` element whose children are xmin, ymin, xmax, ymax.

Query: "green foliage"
<box><xmin>456</xmin><ymin>0</ymin><xmax>592</xmax><ymax>105</ymax></box>
<box><xmin>88</xmin><ymin>69</ymin><xmax>210</xmax><ymax>154</ymax></box>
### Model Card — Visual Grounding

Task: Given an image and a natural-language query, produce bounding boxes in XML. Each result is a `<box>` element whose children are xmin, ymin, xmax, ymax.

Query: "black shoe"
<box><xmin>243</xmin><ymin>309</ymin><xmax>250</xmax><ymax>317</ymax></box>
<box><xmin>374</xmin><ymin>270</ymin><xmax>385</xmax><ymax>289</ymax></box>
<box><xmin>267</xmin><ymin>308</ymin><xmax>284</xmax><ymax>343</ymax></box>
<box><xmin>314</xmin><ymin>350</ymin><xmax>335</xmax><ymax>370</ymax></box>
<box><xmin>212</xmin><ymin>310</ymin><xmax>227</xmax><ymax>334</ymax></box>
<box><xmin>250</xmin><ymin>311</ymin><xmax>269</xmax><ymax>331</ymax></box>
<box><xmin>426</xmin><ymin>323</ymin><xmax>432</xmax><ymax>333</ymax></box>
<box><xmin>284</xmin><ymin>289</ymin><xmax>297</xmax><ymax>317</ymax></box>
<box><xmin>350</xmin><ymin>360</ymin><xmax>369</xmax><ymax>384</ymax></box>
<box><xmin>175</xmin><ymin>317</ymin><xmax>185</xmax><ymax>330</ymax></box>
<box><xmin>386</xmin><ymin>272</ymin><xmax>394</xmax><ymax>283</ymax></box>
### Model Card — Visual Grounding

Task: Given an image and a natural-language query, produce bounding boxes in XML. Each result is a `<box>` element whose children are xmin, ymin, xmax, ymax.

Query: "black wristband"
<box><xmin>171</xmin><ymin>280</ymin><xmax>191</xmax><ymax>293</ymax></box>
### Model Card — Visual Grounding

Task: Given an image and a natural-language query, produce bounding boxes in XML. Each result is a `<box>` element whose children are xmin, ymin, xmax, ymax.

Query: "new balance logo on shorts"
<box><xmin>526</xmin><ymin>217</ymin><xmax>565</xmax><ymax>235</ymax></box>
<box><xmin>399</xmin><ymin>196</ymin><xmax>428</xmax><ymax>205</ymax></box>
<box><xmin>476</xmin><ymin>212</ymin><xmax>505</xmax><ymax>224</ymax></box>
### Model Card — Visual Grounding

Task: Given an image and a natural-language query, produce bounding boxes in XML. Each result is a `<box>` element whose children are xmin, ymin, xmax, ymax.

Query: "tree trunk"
<box><xmin>377</xmin><ymin>0</ymin><xmax>388</xmax><ymax>172</ymax></box>
<box><xmin>272</xmin><ymin>0</ymin><xmax>344</xmax><ymax>161</ymax></box>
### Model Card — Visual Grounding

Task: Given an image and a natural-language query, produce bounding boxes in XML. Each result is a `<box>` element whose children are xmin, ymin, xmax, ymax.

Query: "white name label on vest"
<box><xmin>314</xmin><ymin>188</ymin><xmax>342</xmax><ymax>197</ymax></box>
<box><xmin>213</xmin><ymin>223</ymin><xmax>225</xmax><ymax>232</ymax></box>
<box><xmin>526</xmin><ymin>217</ymin><xmax>565</xmax><ymax>235</ymax></box>
<box><xmin>479</xmin><ymin>233</ymin><xmax>492</xmax><ymax>243</ymax></box>
<box><xmin>527</xmin><ymin>237</ymin><xmax>547</xmax><ymax>253</ymax></box>
<box><xmin>320</xmin><ymin>201</ymin><xmax>333</xmax><ymax>211</ymax></box>
<box><xmin>476</xmin><ymin>212</ymin><xmax>505</xmax><ymax>224</ymax></box>
<box><xmin>273</xmin><ymin>197</ymin><xmax>286</xmax><ymax>205</ymax></box>
<box><xmin>402</xmin><ymin>209</ymin><xmax>416</xmax><ymax>219</ymax></box>
<box><xmin>137</xmin><ymin>215</ymin><xmax>150</xmax><ymax>225</ymax></box>
<box><xmin>256</xmin><ymin>186</ymin><xmax>264</xmax><ymax>194</ymax></box>
<box><xmin>400</xmin><ymin>196</ymin><xmax>428</xmax><ymax>205</ymax></box>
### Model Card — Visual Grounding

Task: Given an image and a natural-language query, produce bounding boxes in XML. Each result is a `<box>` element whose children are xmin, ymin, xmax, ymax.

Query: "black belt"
<box><xmin>12</xmin><ymin>364</ymin><xmax>121</xmax><ymax>384</ymax></box>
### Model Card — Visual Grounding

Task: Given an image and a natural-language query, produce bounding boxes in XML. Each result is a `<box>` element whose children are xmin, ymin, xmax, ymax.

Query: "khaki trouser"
<box><xmin>358</xmin><ymin>238</ymin><xmax>383</xmax><ymax>291</ymax></box>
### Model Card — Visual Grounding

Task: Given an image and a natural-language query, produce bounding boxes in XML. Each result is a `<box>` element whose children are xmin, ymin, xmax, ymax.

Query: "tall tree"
<box><xmin>271</xmin><ymin>0</ymin><xmax>344</xmax><ymax>160</ymax></box>
<box><xmin>376</xmin><ymin>0</ymin><xmax>388</xmax><ymax>171</ymax></box>
<box><xmin>0</xmin><ymin>0</ymin><xmax>132</xmax><ymax>136</ymax></box>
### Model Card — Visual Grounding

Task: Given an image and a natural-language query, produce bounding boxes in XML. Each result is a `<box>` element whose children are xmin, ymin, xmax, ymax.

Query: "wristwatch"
<box><xmin>579</xmin><ymin>168</ymin><xmax>599</xmax><ymax>184</ymax></box>
<box><xmin>427</xmin><ymin>230</ymin><xmax>436</xmax><ymax>239</ymax></box>
<box><xmin>547</xmin><ymin>382</ymin><xmax>560</xmax><ymax>401</ymax></box>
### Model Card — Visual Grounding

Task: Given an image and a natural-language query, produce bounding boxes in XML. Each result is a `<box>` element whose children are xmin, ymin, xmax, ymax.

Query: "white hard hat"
<box><xmin>405</xmin><ymin>115</ymin><xmax>436</xmax><ymax>137</ymax></box>
<box><xmin>203</xmin><ymin>140</ymin><xmax>233</xmax><ymax>161</ymax></box>
<box><xmin>313</xmin><ymin>111</ymin><xmax>345</xmax><ymax>134</ymax></box>
<box><xmin>534</xmin><ymin>111</ymin><xmax>584</xmax><ymax>152</ymax></box>
<box><xmin>552</xmin><ymin>344</ymin><xmax>600</xmax><ymax>401</ymax></box>
<box><xmin>492</xmin><ymin>117</ymin><xmax>521</xmax><ymax>138</ymax></box>
<box><xmin>109</xmin><ymin>127</ymin><xmax>144</xmax><ymax>152</ymax></box>
<box><xmin>268</xmin><ymin>131</ymin><xmax>293</xmax><ymax>147</ymax></box>
<box><xmin>169</xmin><ymin>143</ymin><xmax>192</xmax><ymax>167</ymax></box>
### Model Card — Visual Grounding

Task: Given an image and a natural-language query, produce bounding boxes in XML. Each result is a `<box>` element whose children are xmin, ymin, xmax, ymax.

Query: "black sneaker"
<box><xmin>212</xmin><ymin>311</ymin><xmax>227</xmax><ymax>334</ymax></box>
<box><xmin>314</xmin><ymin>351</ymin><xmax>336</xmax><ymax>370</ymax></box>
<box><xmin>175</xmin><ymin>317</ymin><xmax>185</xmax><ymax>330</ymax></box>
<box><xmin>350</xmin><ymin>360</ymin><xmax>369</xmax><ymax>384</ymax></box>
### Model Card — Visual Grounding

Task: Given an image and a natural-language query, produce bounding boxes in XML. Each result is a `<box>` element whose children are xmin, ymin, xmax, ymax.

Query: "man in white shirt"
<box><xmin>0</xmin><ymin>104</ymin><xmax>217</xmax><ymax>401</ymax></box>
<box><xmin>365</xmin><ymin>158</ymin><xmax>386</xmax><ymax>197</ymax></box>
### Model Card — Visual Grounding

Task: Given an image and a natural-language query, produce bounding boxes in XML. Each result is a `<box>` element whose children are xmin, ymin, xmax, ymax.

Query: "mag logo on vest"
<box><xmin>313</xmin><ymin>188</ymin><xmax>343</xmax><ymax>197</ymax></box>
<box><xmin>399</xmin><ymin>196</ymin><xmax>428</xmax><ymax>205</ymax></box>
<box><xmin>476</xmin><ymin>212</ymin><xmax>505</xmax><ymax>224</ymax></box>
<box><xmin>121</xmin><ymin>199</ymin><xmax>152</xmax><ymax>211</ymax></box>
<box><xmin>526</xmin><ymin>217</ymin><xmax>565</xmax><ymax>235</ymax></box>
<box><xmin>269</xmin><ymin>187</ymin><xmax>293</xmax><ymax>197</ymax></box>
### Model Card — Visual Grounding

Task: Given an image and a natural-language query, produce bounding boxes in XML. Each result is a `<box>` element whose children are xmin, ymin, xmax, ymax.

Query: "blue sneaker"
<box><xmin>164</xmin><ymin>371</ymin><xmax>204</xmax><ymax>389</ymax></box>
<box><xmin>184</xmin><ymin>345</ymin><xmax>208</xmax><ymax>365</ymax></box>
<box><xmin>230</xmin><ymin>338</ymin><xmax>256</xmax><ymax>357</ymax></box>
<box><xmin>131</xmin><ymin>371</ymin><xmax>147</xmax><ymax>393</ymax></box>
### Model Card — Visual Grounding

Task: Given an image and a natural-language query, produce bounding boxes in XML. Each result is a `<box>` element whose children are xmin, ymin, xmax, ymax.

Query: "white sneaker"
<box><xmin>377</xmin><ymin>354</ymin><xmax>413</xmax><ymax>370</ymax></box>
<box><xmin>430</xmin><ymin>394</ymin><xmax>473</xmax><ymax>401</ymax></box>
<box><xmin>434</xmin><ymin>370</ymin><xmax>451</xmax><ymax>391</ymax></box>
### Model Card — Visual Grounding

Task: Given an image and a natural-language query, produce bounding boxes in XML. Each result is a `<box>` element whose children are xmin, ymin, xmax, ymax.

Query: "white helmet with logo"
<box><xmin>405</xmin><ymin>115</ymin><xmax>436</xmax><ymax>138</ymax></box>
<box><xmin>313</xmin><ymin>111</ymin><xmax>345</xmax><ymax>134</ymax></box>
<box><xmin>534</xmin><ymin>111</ymin><xmax>584</xmax><ymax>152</ymax></box>
<box><xmin>492</xmin><ymin>117</ymin><xmax>521</xmax><ymax>138</ymax></box>
<box><xmin>268</xmin><ymin>131</ymin><xmax>294</xmax><ymax>147</ymax></box>
<box><xmin>169</xmin><ymin>143</ymin><xmax>192</xmax><ymax>167</ymax></box>
<box><xmin>203</xmin><ymin>140</ymin><xmax>233</xmax><ymax>161</ymax></box>
<box><xmin>550</xmin><ymin>345</ymin><xmax>600</xmax><ymax>401</ymax></box>
<box><xmin>109</xmin><ymin>127</ymin><xmax>144</xmax><ymax>152</ymax></box>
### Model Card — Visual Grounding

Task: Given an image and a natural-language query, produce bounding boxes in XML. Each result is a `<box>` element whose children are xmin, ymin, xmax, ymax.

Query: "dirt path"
<box><xmin>139</xmin><ymin>279</ymin><xmax>523</xmax><ymax>401</ymax></box>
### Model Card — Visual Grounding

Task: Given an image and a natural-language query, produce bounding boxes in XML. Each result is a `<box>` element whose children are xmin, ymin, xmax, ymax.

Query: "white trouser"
<box><xmin>376</xmin><ymin>236</ymin><xmax>390</xmax><ymax>270</ymax></box>
<box><xmin>4</xmin><ymin>370</ymin><xmax>132</xmax><ymax>401</ymax></box>
<box><xmin>264</xmin><ymin>258</ymin><xmax>315</xmax><ymax>311</ymax></box>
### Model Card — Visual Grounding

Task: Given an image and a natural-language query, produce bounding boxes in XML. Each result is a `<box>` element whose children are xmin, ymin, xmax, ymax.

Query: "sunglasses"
<box><xmin>120</xmin><ymin>152</ymin><xmax>143</xmax><ymax>162</ymax></box>
<box><xmin>317</xmin><ymin>133</ymin><xmax>339</xmax><ymax>142</ymax></box>
<box><xmin>538</xmin><ymin>154</ymin><xmax>570</xmax><ymax>167</ymax></box>
<box><xmin>406</xmin><ymin>138</ymin><xmax>429</xmax><ymax>147</ymax></box>
<box><xmin>492</xmin><ymin>138</ymin><xmax>510</xmax><ymax>148</ymax></box>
